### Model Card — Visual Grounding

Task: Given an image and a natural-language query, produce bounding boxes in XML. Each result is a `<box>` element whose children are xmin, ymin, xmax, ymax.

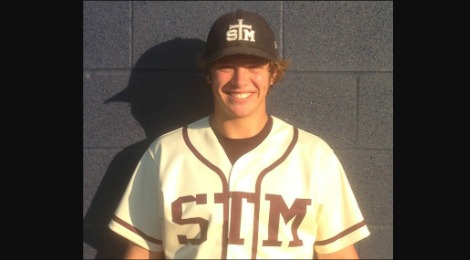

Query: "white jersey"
<box><xmin>109</xmin><ymin>116</ymin><xmax>370</xmax><ymax>259</ymax></box>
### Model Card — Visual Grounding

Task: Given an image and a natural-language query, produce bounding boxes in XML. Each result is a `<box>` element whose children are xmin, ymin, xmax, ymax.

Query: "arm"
<box><xmin>315</xmin><ymin>244</ymin><xmax>359</xmax><ymax>259</ymax></box>
<box><xmin>123</xmin><ymin>242</ymin><xmax>166</xmax><ymax>259</ymax></box>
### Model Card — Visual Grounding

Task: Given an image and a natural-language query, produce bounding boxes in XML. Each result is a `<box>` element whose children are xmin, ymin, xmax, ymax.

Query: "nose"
<box><xmin>230</xmin><ymin>67</ymin><xmax>249</xmax><ymax>86</ymax></box>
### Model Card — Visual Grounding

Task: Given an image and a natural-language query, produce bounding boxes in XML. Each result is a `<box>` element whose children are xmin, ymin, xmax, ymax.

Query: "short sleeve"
<box><xmin>108</xmin><ymin>141</ymin><xmax>164</xmax><ymax>252</ymax></box>
<box><xmin>313</xmin><ymin>148</ymin><xmax>370</xmax><ymax>254</ymax></box>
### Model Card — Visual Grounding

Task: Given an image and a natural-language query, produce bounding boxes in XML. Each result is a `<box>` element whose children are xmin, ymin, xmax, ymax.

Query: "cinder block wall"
<box><xmin>83</xmin><ymin>1</ymin><xmax>393</xmax><ymax>259</ymax></box>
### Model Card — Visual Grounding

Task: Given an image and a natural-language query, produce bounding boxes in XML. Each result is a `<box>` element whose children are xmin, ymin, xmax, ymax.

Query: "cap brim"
<box><xmin>205</xmin><ymin>46</ymin><xmax>277</xmax><ymax>63</ymax></box>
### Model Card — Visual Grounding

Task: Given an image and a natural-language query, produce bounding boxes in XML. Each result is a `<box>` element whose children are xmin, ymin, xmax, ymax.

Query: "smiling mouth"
<box><xmin>229</xmin><ymin>93</ymin><xmax>252</xmax><ymax>99</ymax></box>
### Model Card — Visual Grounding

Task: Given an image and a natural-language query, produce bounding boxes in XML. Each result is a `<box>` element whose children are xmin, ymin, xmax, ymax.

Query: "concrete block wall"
<box><xmin>83</xmin><ymin>1</ymin><xmax>393</xmax><ymax>259</ymax></box>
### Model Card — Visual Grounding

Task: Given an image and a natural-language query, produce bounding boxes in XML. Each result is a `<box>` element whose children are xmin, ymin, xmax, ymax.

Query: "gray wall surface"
<box><xmin>83</xmin><ymin>1</ymin><xmax>393</xmax><ymax>259</ymax></box>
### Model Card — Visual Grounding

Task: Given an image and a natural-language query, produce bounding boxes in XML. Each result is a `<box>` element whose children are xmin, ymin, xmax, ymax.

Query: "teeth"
<box><xmin>231</xmin><ymin>93</ymin><xmax>251</xmax><ymax>99</ymax></box>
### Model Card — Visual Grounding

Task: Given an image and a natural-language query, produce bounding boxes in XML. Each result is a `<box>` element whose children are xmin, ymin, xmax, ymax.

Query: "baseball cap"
<box><xmin>204</xmin><ymin>9</ymin><xmax>279</xmax><ymax>63</ymax></box>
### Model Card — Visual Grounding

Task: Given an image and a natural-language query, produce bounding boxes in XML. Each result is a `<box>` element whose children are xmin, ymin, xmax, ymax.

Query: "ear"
<box><xmin>206</xmin><ymin>74</ymin><xmax>212</xmax><ymax>84</ymax></box>
<box><xmin>270</xmin><ymin>72</ymin><xmax>277</xmax><ymax>85</ymax></box>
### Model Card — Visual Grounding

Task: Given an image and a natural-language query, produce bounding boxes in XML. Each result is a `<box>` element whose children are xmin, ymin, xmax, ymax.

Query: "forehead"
<box><xmin>213</xmin><ymin>54</ymin><xmax>270</xmax><ymax>65</ymax></box>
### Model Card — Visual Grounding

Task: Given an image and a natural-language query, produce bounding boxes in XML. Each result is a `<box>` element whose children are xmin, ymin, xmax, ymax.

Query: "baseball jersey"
<box><xmin>109</xmin><ymin>115</ymin><xmax>370</xmax><ymax>259</ymax></box>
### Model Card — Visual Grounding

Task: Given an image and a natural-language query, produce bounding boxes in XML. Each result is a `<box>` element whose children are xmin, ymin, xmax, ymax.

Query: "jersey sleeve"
<box><xmin>313</xmin><ymin>147</ymin><xmax>370</xmax><ymax>254</ymax></box>
<box><xmin>108</xmin><ymin>141</ymin><xmax>164</xmax><ymax>252</ymax></box>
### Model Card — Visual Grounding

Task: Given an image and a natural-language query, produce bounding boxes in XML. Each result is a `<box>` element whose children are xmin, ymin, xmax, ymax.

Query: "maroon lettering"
<box><xmin>263</xmin><ymin>194</ymin><xmax>311</xmax><ymax>247</ymax></box>
<box><xmin>228</xmin><ymin>192</ymin><xmax>256</xmax><ymax>244</ymax></box>
<box><xmin>171</xmin><ymin>192</ymin><xmax>311</xmax><ymax>247</ymax></box>
<box><xmin>171</xmin><ymin>194</ymin><xmax>208</xmax><ymax>245</ymax></box>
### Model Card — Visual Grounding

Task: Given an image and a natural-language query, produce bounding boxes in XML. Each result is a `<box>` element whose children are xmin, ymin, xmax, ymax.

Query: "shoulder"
<box><xmin>271</xmin><ymin>115</ymin><xmax>333</xmax><ymax>152</ymax></box>
<box><xmin>147</xmin><ymin>116</ymin><xmax>211</xmax><ymax>152</ymax></box>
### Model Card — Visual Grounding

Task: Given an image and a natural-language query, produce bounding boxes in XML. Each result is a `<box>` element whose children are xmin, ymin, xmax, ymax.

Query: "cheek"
<box><xmin>210</xmin><ymin>78</ymin><xmax>224</xmax><ymax>94</ymax></box>
<box><xmin>253</xmin><ymin>74</ymin><xmax>271</xmax><ymax>87</ymax></box>
<box><xmin>212</xmin><ymin>74</ymin><xmax>230</xmax><ymax>87</ymax></box>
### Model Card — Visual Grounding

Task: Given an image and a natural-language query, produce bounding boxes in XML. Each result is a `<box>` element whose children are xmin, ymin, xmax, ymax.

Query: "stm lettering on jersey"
<box><xmin>171</xmin><ymin>192</ymin><xmax>312</xmax><ymax>247</ymax></box>
<box><xmin>226</xmin><ymin>19</ymin><xmax>256</xmax><ymax>42</ymax></box>
<box><xmin>172</xmin><ymin>194</ymin><xmax>209</xmax><ymax>245</ymax></box>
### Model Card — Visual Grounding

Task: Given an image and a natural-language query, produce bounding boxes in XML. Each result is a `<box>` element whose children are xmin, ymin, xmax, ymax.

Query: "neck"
<box><xmin>210</xmin><ymin>112</ymin><xmax>269</xmax><ymax>139</ymax></box>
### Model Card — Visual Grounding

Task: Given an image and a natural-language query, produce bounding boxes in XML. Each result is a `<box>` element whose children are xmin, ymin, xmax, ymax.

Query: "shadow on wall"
<box><xmin>83</xmin><ymin>37</ymin><xmax>214</xmax><ymax>259</ymax></box>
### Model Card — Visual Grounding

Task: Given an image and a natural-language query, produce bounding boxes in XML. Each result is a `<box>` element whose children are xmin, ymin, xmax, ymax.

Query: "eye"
<box><xmin>219</xmin><ymin>67</ymin><xmax>234</xmax><ymax>73</ymax></box>
<box><xmin>247</xmin><ymin>62</ymin><xmax>267</xmax><ymax>70</ymax></box>
<box><xmin>214</xmin><ymin>63</ymin><xmax>233</xmax><ymax>72</ymax></box>
<box><xmin>247</xmin><ymin>65</ymin><xmax>264</xmax><ymax>72</ymax></box>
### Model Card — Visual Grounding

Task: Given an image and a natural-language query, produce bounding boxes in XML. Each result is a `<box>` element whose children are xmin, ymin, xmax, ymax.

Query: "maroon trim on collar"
<box><xmin>251</xmin><ymin>127</ymin><xmax>299</xmax><ymax>258</ymax></box>
<box><xmin>182</xmin><ymin>126</ymin><xmax>229</xmax><ymax>259</ymax></box>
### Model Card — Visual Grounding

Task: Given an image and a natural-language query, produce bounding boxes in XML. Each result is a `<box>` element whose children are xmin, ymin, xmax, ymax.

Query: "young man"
<box><xmin>109</xmin><ymin>9</ymin><xmax>370</xmax><ymax>259</ymax></box>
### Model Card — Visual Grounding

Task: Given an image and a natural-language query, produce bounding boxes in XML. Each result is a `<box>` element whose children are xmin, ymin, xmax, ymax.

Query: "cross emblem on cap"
<box><xmin>226</xmin><ymin>19</ymin><xmax>256</xmax><ymax>42</ymax></box>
